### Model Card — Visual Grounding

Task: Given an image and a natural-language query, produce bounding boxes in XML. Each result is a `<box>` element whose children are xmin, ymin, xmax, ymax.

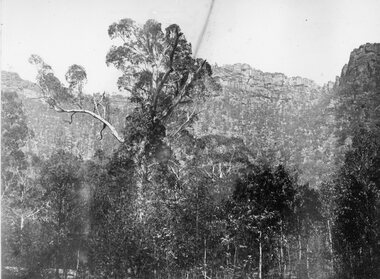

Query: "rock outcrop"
<box><xmin>333</xmin><ymin>43</ymin><xmax>380</xmax><ymax>143</ymax></box>
<box><xmin>339</xmin><ymin>43</ymin><xmax>380</xmax><ymax>89</ymax></box>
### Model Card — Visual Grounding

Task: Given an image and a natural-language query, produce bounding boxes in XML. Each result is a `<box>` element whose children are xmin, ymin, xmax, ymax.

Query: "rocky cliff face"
<box><xmin>334</xmin><ymin>43</ymin><xmax>380</xmax><ymax>143</ymax></box>
<box><xmin>194</xmin><ymin>43</ymin><xmax>380</xmax><ymax>186</ymax></box>
<box><xmin>195</xmin><ymin>63</ymin><xmax>337</xmax><ymax>186</ymax></box>
<box><xmin>339</xmin><ymin>43</ymin><xmax>380</xmax><ymax>89</ymax></box>
<box><xmin>1</xmin><ymin>72</ymin><xmax>41</xmax><ymax>97</ymax></box>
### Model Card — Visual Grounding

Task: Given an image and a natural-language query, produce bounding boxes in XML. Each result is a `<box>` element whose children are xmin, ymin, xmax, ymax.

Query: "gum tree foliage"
<box><xmin>29</xmin><ymin>23</ymin><xmax>218</xmax><ymax>275</ymax></box>
<box><xmin>1</xmin><ymin>91</ymin><xmax>32</xmax><ymax>201</ymax></box>
<box><xmin>29</xmin><ymin>18</ymin><xmax>216</xmax><ymax>150</ymax></box>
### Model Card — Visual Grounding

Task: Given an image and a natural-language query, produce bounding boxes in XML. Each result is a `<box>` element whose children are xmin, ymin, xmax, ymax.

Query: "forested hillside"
<box><xmin>2</xmin><ymin>71</ymin><xmax>129</xmax><ymax>158</ymax></box>
<box><xmin>1</xmin><ymin>17</ymin><xmax>379</xmax><ymax>279</ymax></box>
<box><xmin>1</xmin><ymin>63</ymin><xmax>338</xmax><ymax>187</ymax></box>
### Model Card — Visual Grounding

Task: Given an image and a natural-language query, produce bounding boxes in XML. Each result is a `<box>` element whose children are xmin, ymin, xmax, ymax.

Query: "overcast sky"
<box><xmin>2</xmin><ymin>0</ymin><xmax>380</xmax><ymax>93</ymax></box>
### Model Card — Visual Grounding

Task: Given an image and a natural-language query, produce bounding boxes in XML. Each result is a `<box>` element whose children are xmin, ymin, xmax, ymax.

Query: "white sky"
<box><xmin>2</xmin><ymin>0</ymin><xmax>380</xmax><ymax>93</ymax></box>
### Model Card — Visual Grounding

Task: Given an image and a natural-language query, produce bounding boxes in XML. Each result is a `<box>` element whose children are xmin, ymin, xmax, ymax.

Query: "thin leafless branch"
<box><xmin>51</xmin><ymin>102</ymin><xmax>125</xmax><ymax>143</ymax></box>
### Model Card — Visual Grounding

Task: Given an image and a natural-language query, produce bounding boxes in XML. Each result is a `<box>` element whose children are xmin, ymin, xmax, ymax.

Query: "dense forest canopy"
<box><xmin>1</xmin><ymin>18</ymin><xmax>380</xmax><ymax>279</ymax></box>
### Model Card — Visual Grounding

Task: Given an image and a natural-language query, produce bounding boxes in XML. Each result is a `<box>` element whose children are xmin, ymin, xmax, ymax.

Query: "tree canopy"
<box><xmin>29</xmin><ymin>18</ymin><xmax>218</xmax><ymax>145</ymax></box>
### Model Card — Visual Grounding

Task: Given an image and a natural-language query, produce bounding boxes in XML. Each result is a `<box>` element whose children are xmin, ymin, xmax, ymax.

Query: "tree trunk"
<box><xmin>298</xmin><ymin>233</ymin><xmax>303</xmax><ymax>279</ymax></box>
<box><xmin>280</xmin><ymin>224</ymin><xmax>285</xmax><ymax>278</ymax></box>
<box><xmin>287</xmin><ymin>242</ymin><xmax>291</xmax><ymax>279</ymax></box>
<box><xmin>327</xmin><ymin>219</ymin><xmax>334</xmax><ymax>273</ymax></box>
<box><xmin>306</xmin><ymin>242</ymin><xmax>310</xmax><ymax>279</ymax></box>
<box><xmin>203</xmin><ymin>238</ymin><xmax>207</xmax><ymax>279</ymax></box>
<box><xmin>20</xmin><ymin>214</ymin><xmax>25</xmax><ymax>230</ymax></box>
<box><xmin>278</xmin><ymin>246</ymin><xmax>282</xmax><ymax>278</ymax></box>
<box><xmin>233</xmin><ymin>244</ymin><xmax>238</xmax><ymax>278</ymax></box>
<box><xmin>298</xmin><ymin>233</ymin><xmax>302</xmax><ymax>263</ymax></box>
<box><xmin>76</xmin><ymin>249</ymin><xmax>80</xmax><ymax>277</ymax></box>
<box><xmin>259</xmin><ymin>231</ymin><xmax>263</xmax><ymax>279</ymax></box>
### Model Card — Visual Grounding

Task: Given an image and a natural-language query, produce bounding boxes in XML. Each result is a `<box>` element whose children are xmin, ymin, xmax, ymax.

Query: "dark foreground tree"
<box><xmin>333</xmin><ymin>129</ymin><xmax>380</xmax><ymax>279</ymax></box>
<box><xmin>39</xmin><ymin>150</ymin><xmax>86</xmax><ymax>279</ymax></box>
<box><xmin>229</xmin><ymin>165</ymin><xmax>296</xmax><ymax>279</ymax></box>
<box><xmin>27</xmin><ymin>18</ymin><xmax>222</xmax><ymax>279</ymax></box>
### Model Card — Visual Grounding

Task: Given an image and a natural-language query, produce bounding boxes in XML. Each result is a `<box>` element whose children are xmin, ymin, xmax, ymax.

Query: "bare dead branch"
<box><xmin>50</xmin><ymin>103</ymin><xmax>125</xmax><ymax>143</ymax></box>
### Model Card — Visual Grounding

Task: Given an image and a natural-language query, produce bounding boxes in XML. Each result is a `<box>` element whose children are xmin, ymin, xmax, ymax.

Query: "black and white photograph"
<box><xmin>1</xmin><ymin>0</ymin><xmax>380</xmax><ymax>278</ymax></box>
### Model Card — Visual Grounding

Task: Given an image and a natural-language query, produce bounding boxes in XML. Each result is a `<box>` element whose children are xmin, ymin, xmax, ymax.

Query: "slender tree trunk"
<box><xmin>76</xmin><ymin>249</ymin><xmax>80</xmax><ymax>278</ymax></box>
<box><xmin>287</xmin><ymin>242</ymin><xmax>291</xmax><ymax>279</ymax></box>
<box><xmin>154</xmin><ymin>243</ymin><xmax>157</xmax><ymax>279</ymax></box>
<box><xmin>56</xmin><ymin>196</ymin><xmax>64</xmax><ymax>279</ymax></box>
<box><xmin>196</xmin><ymin>187</ymin><xmax>199</xmax><ymax>249</ymax></box>
<box><xmin>278</xmin><ymin>247</ymin><xmax>282</xmax><ymax>278</ymax></box>
<box><xmin>203</xmin><ymin>238</ymin><xmax>207</xmax><ymax>279</ymax></box>
<box><xmin>259</xmin><ymin>231</ymin><xmax>263</xmax><ymax>279</ymax></box>
<box><xmin>282</xmin><ymin>235</ymin><xmax>287</xmax><ymax>279</ymax></box>
<box><xmin>280</xmin><ymin>224</ymin><xmax>284</xmax><ymax>278</ymax></box>
<box><xmin>306</xmin><ymin>242</ymin><xmax>310</xmax><ymax>279</ymax></box>
<box><xmin>298</xmin><ymin>233</ymin><xmax>303</xmax><ymax>278</ymax></box>
<box><xmin>233</xmin><ymin>244</ymin><xmax>238</xmax><ymax>278</ymax></box>
<box><xmin>327</xmin><ymin>219</ymin><xmax>334</xmax><ymax>273</ymax></box>
<box><xmin>298</xmin><ymin>233</ymin><xmax>302</xmax><ymax>263</ymax></box>
<box><xmin>55</xmin><ymin>236</ymin><xmax>60</xmax><ymax>279</ymax></box>
<box><xmin>20</xmin><ymin>214</ymin><xmax>25</xmax><ymax>230</ymax></box>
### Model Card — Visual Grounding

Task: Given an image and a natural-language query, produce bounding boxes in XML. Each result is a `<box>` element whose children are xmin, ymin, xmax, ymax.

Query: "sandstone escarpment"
<box><xmin>334</xmin><ymin>43</ymin><xmax>380</xmax><ymax>142</ymax></box>
<box><xmin>195</xmin><ymin>63</ymin><xmax>337</xmax><ymax>186</ymax></box>
<box><xmin>339</xmin><ymin>43</ymin><xmax>380</xmax><ymax>89</ymax></box>
<box><xmin>1</xmin><ymin>71</ymin><xmax>41</xmax><ymax>97</ymax></box>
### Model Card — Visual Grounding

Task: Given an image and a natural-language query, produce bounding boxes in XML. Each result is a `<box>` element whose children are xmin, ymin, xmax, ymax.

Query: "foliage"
<box><xmin>29</xmin><ymin>18</ymin><xmax>219</xmax><ymax>145</ymax></box>
<box><xmin>333</xmin><ymin>129</ymin><xmax>380</xmax><ymax>278</ymax></box>
<box><xmin>38</xmin><ymin>150</ymin><xmax>86</xmax><ymax>276</ymax></box>
<box><xmin>15</xmin><ymin>18</ymin><xmax>379</xmax><ymax>279</ymax></box>
<box><xmin>228</xmin><ymin>165</ymin><xmax>296</xmax><ymax>277</ymax></box>
<box><xmin>1</xmin><ymin>90</ymin><xmax>46</xmax><ymax>274</ymax></box>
